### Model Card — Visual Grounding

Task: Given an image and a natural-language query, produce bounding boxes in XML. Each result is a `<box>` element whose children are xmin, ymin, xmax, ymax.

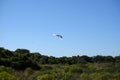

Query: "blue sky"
<box><xmin>0</xmin><ymin>0</ymin><xmax>120</xmax><ymax>57</ymax></box>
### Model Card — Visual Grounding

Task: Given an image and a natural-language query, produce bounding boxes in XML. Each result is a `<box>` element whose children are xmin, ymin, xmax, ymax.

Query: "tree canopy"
<box><xmin>0</xmin><ymin>47</ymin><xmax>120</xmax><ymax>70</ymax></box>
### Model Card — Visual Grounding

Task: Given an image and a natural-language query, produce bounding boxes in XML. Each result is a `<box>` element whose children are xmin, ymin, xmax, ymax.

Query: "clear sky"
<box><xmin>0</xmin><ymin>0</ymin><xmax>120</xmax><ymax>57</ymax></box>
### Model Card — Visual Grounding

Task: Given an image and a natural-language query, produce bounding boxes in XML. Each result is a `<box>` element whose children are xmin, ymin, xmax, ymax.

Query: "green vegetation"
<box><xmin>0</xmin><ymin>47</ymin><xmax>120</xmax><ymax>80</ymax></box>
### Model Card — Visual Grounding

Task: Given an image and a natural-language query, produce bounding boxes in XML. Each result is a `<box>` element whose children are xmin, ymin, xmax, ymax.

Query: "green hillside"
<box><xmin>0</xmin><ymin>47</ymin><xmax>120</xmax><ymax>80</ymax></box>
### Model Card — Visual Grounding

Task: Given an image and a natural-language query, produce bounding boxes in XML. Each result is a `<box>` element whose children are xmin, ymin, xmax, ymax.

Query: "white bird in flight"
<box><xmin>53</xmin><ymin>34</ymin><xmax>63</xmax><ymax>40</ymax></box>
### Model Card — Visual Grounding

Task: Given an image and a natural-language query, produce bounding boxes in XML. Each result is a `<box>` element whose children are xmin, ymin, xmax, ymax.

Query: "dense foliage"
<box><xmin>0</xmin><ymin>47</ymin><xmax>120</xmax><ymax>80</ymax></box>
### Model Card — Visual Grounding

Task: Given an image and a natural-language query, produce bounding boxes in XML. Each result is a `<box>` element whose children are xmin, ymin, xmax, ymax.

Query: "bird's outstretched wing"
<box><xmin>53</xmin><ymin>34</ymin><xmax>63</xmax><ymax>40</ymax></box>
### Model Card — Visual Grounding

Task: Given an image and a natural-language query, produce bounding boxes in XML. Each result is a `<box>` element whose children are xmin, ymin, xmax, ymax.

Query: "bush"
<box><xmin>69</xmin><ymin>65</ymin><xmax>83</xmax><ymax>73</ymax></box>
<box><xmin>77</xmin><ymin>73</ymin><xmax>91</xmax><ymax>80</ymax></box>
<box><xmin>0</xmin><ymin>72</ymin><xmax>18</xmax><ymax>80</ymax></box>
<box><xmin>37</xmin><ymin>74</ymin><xmax>54</xmax><ymax>80</ymax></box>
<box><xmin>90</xmin><ymin>72</ymin><xmax>112</xmax><ymax>80</ymax></box>
<box><xmin>61</xmin><ymin>72</ymin><xmax>72</xmax><ymax>80</ymax></box>
<box><xmin>24</xmin><ymin>68</ymin><xmax>34</xmax><ymax>76</ymax></box>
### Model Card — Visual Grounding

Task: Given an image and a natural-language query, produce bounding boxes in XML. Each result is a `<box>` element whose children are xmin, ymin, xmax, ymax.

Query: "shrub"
<box><xmin>0</xmin><ymin>71</ymin><xmax>18</xmax><ymax>80</ymax></box>
<box><xmin>37</xmin><ymin>74</ymin><xmax>54</xmax><ymax>80</ymax></box>
<box><xmin>77</xmin><ymin>73</ymin><xmax>91</xmax><ymax>80</ymax></box>
<box><xmin>61</xmin><ymin>72</ymin><xmax>72</xmax><ymax>80</ymax></box>
<box><xmin>69</xmin><ymin>65</ymin><xmax>83</xmax><ymax>73</ymax></box>
<box><xmin>90</xmin><ymin>72</ymin><xmax>111</xmax><ymax>80</ymax></box>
